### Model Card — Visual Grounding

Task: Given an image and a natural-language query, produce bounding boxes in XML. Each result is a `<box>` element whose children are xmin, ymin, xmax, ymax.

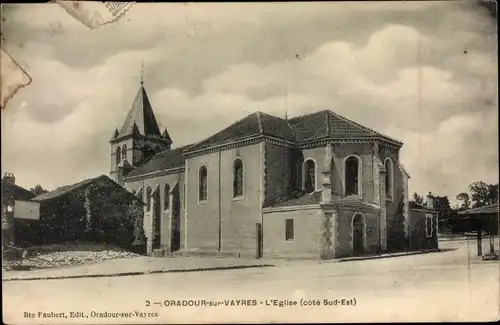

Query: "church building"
<box><xmin>110</xmin><ymin>80</ymin><xmax>413</xmax><ymax>259</ymax></box>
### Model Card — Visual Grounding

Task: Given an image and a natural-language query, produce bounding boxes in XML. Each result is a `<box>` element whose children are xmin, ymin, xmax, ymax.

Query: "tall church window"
<box><xmin>304</xmin><ymin>159</ymin><xmax>316</xmax><ymax>194</ymax></box>
<box><xmin>233</xmin><ymin>159</ymin><xmax>243</xmax><ymax>198</ymax></box>
<box><xmin>146</xmin><ymin>186</ymin><xmax>152</xmax><ymax>212</ymax></box>
<box><xmin>122</xmin><ymin>145</ymin><xmax>127</xmax><ymax>161</ymax></box>
<box><xmin>199</xmin><ymin>166</ymin><xmax>208</xmax><ymax>201</ymax></box>
<box><xmin>164</xmin><ymin>183</ymin><xmax>170</xmax><ymax>210</ymax></box>
<box><xmin>295</xmin><ymin>159</ymin><xmax>303</xmax><ymax>191</ymax></box>
<box><xmin>345</xmin><ymin>156</ymin><xmax>360</xmax><ymax>196</ymax></box>
<box><xmin>384</xmin><ymin>158</ymin><xmax>394</xmax><ymax>200</ymax></box>
<box><xmin>116</xmin><ymin>147</ymin><xmax>121</xmax><ymax>165</ymax></box>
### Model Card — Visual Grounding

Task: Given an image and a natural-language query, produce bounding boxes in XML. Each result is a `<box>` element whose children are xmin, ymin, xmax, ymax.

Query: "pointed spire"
<box><xmin>131</xmin><ymin>122</ymin><xmax>141</xmax><ymax>136</ymax></box>
<box><xmin>116</xmin><ymin>157</ymin><xmax>132</xmax><ymax>169</ymax></box>
<box><xmin>110</xmin><ymin>128</ymin><xmax>119</xmax><ymax>141</ymax></box>
<box><xmin>162</xmin><ymin>127</ymin><xmax>172</xmax><ymax>144</ymax></box>
<box><xmin>117</xmin><ymin>84</ymin><xmax>161</xmax><ymax>139</ymax></box>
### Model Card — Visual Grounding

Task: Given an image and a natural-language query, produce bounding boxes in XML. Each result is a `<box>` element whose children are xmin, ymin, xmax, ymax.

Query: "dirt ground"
<box><xmin>3</xmin><ymin>239</ymin><xmax>499</xmax><ymax>323</ymax></box>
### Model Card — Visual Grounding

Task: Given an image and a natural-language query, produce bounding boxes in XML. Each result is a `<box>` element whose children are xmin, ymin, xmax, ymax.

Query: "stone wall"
<box><xmin>262</xmin><ymin>207</ymin><xmax>322</xmax><ymax>259</ymax></box>
<box><xmin>336</xmin><ymin>206</ymin><xmax>380</xmax><ymax>257</ymax></box>
<box><xmin>184</xmin><ymin>143</ymin><xmax>263</xmax><ymax>256</ymax></box>
<box><xmin>409</xmin><ymin>209</ymin><xmax>439</xmax><ymax>250</ymax></box>
<box><xmin>125</xmin><ymin>172</ymin><xmax>185</xmax><ymax>254</ymax></box>
<box><xmin>264</xmin><ymin>143</ymin><xmax>293</xmax><ymax>203</ymax></box>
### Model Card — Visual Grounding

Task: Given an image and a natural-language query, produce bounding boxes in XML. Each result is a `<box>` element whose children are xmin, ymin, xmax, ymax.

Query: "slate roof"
<box><xmin>263</xmin><ymin>191</ymin><xmax>382</xmax><ymax>210</ymax></box>
<box><xmin>457</xmin><ymin>203</ymin><xmax>499</xmax><ymax>215</ymax></box>
<box><xmin>117</xmin><ymin>85</ymin><xmax>163</xmax><ymax>139</ymax></box>
<box><xmin>184</xmin><ymin>109</ymin><xmax>401</xmax><ymax>154</ymax></box>
<box><xmin>184</xmin><ymin>112</ymin><xmax>296</xmax><ymax>153</ymax></box>
<box><xmin>1</xmin><ymin>181</ymin><xmax>36</xmax><ymax>201</ymax></box>
<box><xmin>126</xmin><ymin>146</ymin><xmax>188</xmax><ymax>178</ymax></box>
<box><xmin>263</xmin><ymin>191</ymin><xmax>322</xmax><ymax>208</ymax></box>
<box><xmin>33</xmin><ymin>175</ymin><xmax>141</xmax><ymax>203</ymax></box>
<box><xmin>123</xmin><ymin>109</ymin><xmax>403</xmax><ymax>178</ymax></box>
<box><xmin>288</xmin><ymin>110</ymin><xmax>401</xmax><ymax>144</ymax></box>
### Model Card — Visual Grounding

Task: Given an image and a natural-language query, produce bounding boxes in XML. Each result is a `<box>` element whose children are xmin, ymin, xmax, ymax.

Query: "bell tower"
<box><xmin>110</xmin><ymin>65</ymin><xmax>173</xmax><ymax>186</ymax></box>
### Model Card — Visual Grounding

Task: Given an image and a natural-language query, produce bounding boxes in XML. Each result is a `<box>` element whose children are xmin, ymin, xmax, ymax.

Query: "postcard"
<box><xmin>2</xmin><ymin>1</ymin><xmax>498</xmax><ymax>324</ymax></box>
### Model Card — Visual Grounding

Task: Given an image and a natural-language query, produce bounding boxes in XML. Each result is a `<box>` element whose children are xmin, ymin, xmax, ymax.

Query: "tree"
<box><xmin>434</xmin><ymin>196</ymin><xmax>453</xmax><ymax>232</ymax></box>
<box><xmin>30</xmin><ymin>184</ymin><xmax>48</xmax><ymax>196</ymax></box>
<box><xmin>456</xmin><ymin>192</ymin><xmax>471</xmax><ymax>210</ymax></box>
<box><xmin>413</xmin><ymin>192</ymin><xmax>424</xmax><ymax>205</ymax></box>
<box><xmin>388</xmin><ymin>192</ymin><xmax>406</xmax><ymax>252</ymax></box>
<box><xmin>469</xmin><ymin>181</ymin><xmax>499</xmax><ymax>208</ymax></box>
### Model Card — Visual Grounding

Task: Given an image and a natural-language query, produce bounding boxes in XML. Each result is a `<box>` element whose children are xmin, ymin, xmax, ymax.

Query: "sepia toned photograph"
<box><xmin>1</xmin><ymin>1</ymin><xmax>498</xmax><ymax>324</ymax></box>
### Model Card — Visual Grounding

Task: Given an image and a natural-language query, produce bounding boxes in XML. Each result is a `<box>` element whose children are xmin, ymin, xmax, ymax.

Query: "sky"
<box><xmin>1</xmin><ymin>2</ymin><xmax>498</xmax><ymax>205</ymax></box>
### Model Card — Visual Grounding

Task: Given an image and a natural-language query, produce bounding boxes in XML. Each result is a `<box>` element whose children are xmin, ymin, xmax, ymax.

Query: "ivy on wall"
<box><xmin>387</xmin><ymin>189</ymin><xmax>406</xmax><ymax>252</ymax></box>
<box><xmin>17</xmin><ymin>179</ymin><xmax>146</xmax><ymax>253</ymax></box>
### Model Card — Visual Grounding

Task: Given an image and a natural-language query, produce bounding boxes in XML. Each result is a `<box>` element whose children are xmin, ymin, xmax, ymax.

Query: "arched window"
<box><xmin>131</xmin><ymin>189</ymin><xmax>136</xmax><ymax>196</ymax></box>
<box><xmin>199</xmin><ymin>166</ymin><xmax>208</xmax><ymax>201</ymax></box>
<box><xmin>146</xmin><ymin>186</ymin><xmax>152</xmax><ymax>211</ymax></box>
<box><xmin>164</xmin><ymin>183</ymin><xmax>170</xmax><ymax>210</ymax></box>
<box><xmin>233</xmin><ymin>159</ymin><xmax>244</xmax><ymax>197</ymax></box>
<box><xmin>345</xmin><ymin>156</ymin><xmax>360</xmax><ymax>196</ymax></box>
<box><xmin>304</xmin><ymin>159</ymin><xmax>316</xmax><ymax>194</ymax></box>
<box><xmin>116</xmin><ymin>146</ymin><xmax>121</xmax><ymax>165</ymax></box>
<box><xmin>384</xmin><ymin>158</ymin><xmax>393</xmax><ymax>200</ymax></box>
<box><xmin>122</xmin><ymin>144</ymin><xmax>127</xmax><ymax>161</ymax></box>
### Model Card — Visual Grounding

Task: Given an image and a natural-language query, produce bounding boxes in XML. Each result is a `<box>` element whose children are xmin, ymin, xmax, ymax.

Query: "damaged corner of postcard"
<box><xmin>0</xmin><ymin>44</ymin><xmax>32</xmax><ymax>110</ymax></box>
<box><xmin>55</xmin><ymin>1</ymin><xmax>135</xmax><ymax>29</ymax></box>
<box><xmin>0</xmin><ymin>2</ymin><xmax>135</xmax><ymax>110</ymax></box>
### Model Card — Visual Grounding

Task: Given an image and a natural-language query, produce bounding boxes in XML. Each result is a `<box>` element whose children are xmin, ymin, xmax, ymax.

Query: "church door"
<box><xmin>352</xmin><ymin>213</ymin><xmax>365</xmax><ymax>256</ymax></box>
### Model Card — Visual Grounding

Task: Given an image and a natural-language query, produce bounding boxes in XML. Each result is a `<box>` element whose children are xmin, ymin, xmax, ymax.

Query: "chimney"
<box><xmin>3</xmin><ymin>172</ymin><xmax>15</xmax><ymax>184</ymax></box>
<box><xmin>426</xmin><ymin>191</ymin><xmax>434</xmax><ymax>209</ymax></box>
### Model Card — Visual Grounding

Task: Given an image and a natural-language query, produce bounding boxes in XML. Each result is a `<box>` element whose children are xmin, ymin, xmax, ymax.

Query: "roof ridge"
<box><xmin>327</xmin><ymin>110</ymin><xmax>402</xmax><ymax>144</ymax></box>
<box><xmin>327</xmin><ymin>110</ymin><xmax>376</xmax><ymax>135</ymax></box>
<box><xmin>325</xmin><ymin>110</ymin><xmax>331</xmax><ymax>137</ymax></box>
<box><xmin>288</xmin><ymin>109</ymin><xmax>325</xmax><ymax>122</ymax></box>
<box><xmin>151</xmin><ymin>144</ymin><xmax>192</xmax><ymax>156</ymax></box>
<box><xmin>183</xmin><ymin>112</ymin><xmax>261</xmax><ymax>153</ymax></box>
<box><xmin>285</xmin><ymin>115</ymin><xmax>297</xmax><ymax>140</ymax></box>
<box><xmin>256</xmin><ymin>111</ymin><xmax>264</xmax><ymax>134</ymax></box>
<box><xmin>34</xmin><ymin>175</ymin><xmax>109</xmax><ymax>200</ymax></box>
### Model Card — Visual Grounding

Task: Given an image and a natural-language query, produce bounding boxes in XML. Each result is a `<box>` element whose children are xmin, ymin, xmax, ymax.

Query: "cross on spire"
<box><xmin>140</xmin><ymin>60</ymin><xmax>144</xmax><ymax>85</ymax></box>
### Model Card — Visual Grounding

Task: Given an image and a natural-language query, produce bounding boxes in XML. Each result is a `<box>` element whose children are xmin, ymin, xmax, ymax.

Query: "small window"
<box><xmin>146</xmin><ymin>186</ymin><xmax>152</xmax><ymax>212</ymax></box>
<box><xmin>131</xmin><ymin>189</ymin><xmax>136</xmax><ymax>196</ymax></box>
<box><xmin>199</xmin><ymin>166</ymin><xmax>208</xmax><ymax>201</ymax></box>
<box><xmin>425</xmin><ymin>213</ymin><xmax>433</xmax><ymax>238</ymax></box>
<box><xmin>116</xmin><ymin>146</ymin><xmax>121</xmax><ymax>165</ymax></box>
<box><xmin>164</xmin><ymin>183</ymin><xmax>170</xmax><ymax>210</ymax></box>
<box><xmin>285</xmin><ymin>219</ymin><xmax>294</xmax><ymax>241</ymax></box>
<box><xmin>304</xmin><ymin>160</ymin><xmax>316</xmax><ymax>194</ymax></box>
<box><xmin>233</xmin><ymin>159</ymin><xmax>243</xmax><ymax>197</ymax></box>
<box><xmin>345</xmin><ymin>156</ymin><xmax>360</xmax><ymax>196</ymax></box>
